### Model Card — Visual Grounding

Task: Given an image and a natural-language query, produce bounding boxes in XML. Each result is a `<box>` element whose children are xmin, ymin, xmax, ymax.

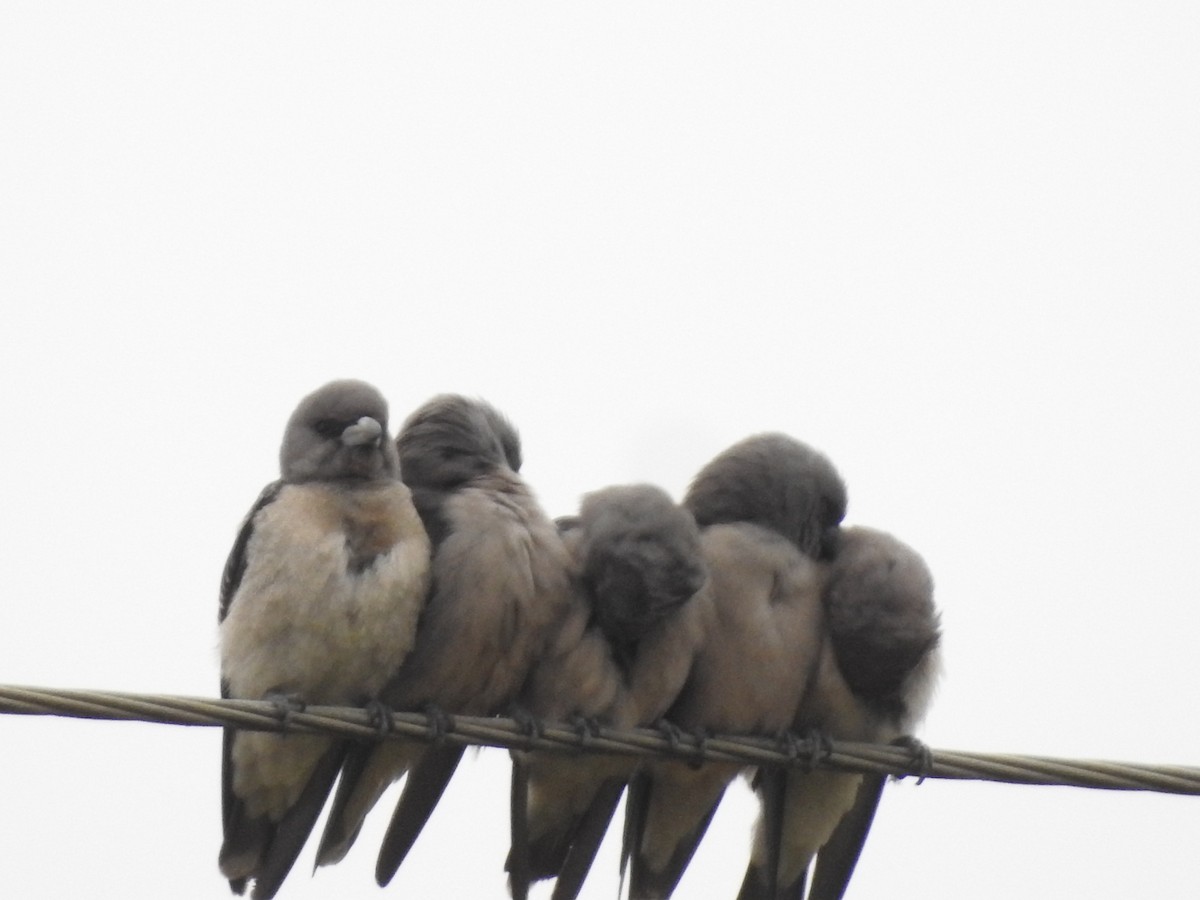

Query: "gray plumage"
<box><xmin>621</xmin><ymin>434</ymin><xmax>847</xmax><ymax>900</ymax></box>
<box><xmin>685</xmin><ymin>433</ymin><xmax>846</xmax><ymax>560</ymax></box>
<box><xmin>217</xmin><ymin>379</ymin><xmax>431</xmax><ymax>900</ymax></box>
<box><xmin>509</xmin><ymin>485</ymin><xmax>709</xmax><ymax>900</ymax></box>
<box><xmin>737</xmin><ymin>526</ymin><xmax>941</xmax><ymax>900</ymax></box>
<box><xmin>823</xmin><ymin>527</ymin><xmax>940</xmax><ymax>722</ymax></box>
<box><xmin>313</xmin><ymin>394</ymin><xmax>573</xmax><ymax>886</ymax></box>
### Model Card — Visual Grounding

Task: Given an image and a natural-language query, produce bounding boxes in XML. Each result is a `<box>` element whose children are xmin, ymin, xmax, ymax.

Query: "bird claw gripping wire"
<box><xmin>798</xmin><ymin>727</ymin><xmax>833</xmax><ymax>773</ymax></box>
<box><xmin>776</xmin><ymin>728</ymin><xmax>805</xmax><ymax>764</ymax></box>
<box><xmin>687</xmin><ymin>726</ymin><xmax>711</xmax><ymax>769</ymax></box>
<box><xmin>364</xmin><ymin>699</ymin><xmax>395</xmax><ymax>738</ymax></box>
<box><xmin>892</xmin><ymin>735</ymin><xmax>933</xmax><ymax>784</ymax></box>
<box><xmin>265</xmin><ymin>691</ymin><xmax>306</xmax><ymax>733</ymax></box>
<box><xmin>422</xmin><ymin>704</ymin><xmax>455</xmax><ymax>743</ymax></box>
<box><xmin>511</xmin><ymin>707</ymin><xmax>545</xmax><ymax>746</ymax></box>
<box><xmin>655</xmin><ymin>719</ymin><xmax>686</xmax><ymax>754</ymax></box>
<box><xmin>570</xmin><ymin>714</ymin><xmax>602</xmax><ymax>748</ymax></box>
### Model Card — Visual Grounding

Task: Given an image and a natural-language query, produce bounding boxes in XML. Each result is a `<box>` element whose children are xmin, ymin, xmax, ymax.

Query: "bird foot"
<box><xmin>891</xmin><ymin>735</ymin><xmax>933</xmax><ymax>784</ymax></box>
<box><xmin>264</xmin><ymin>691</ymin><xmax>306</xmax><ymax>732</ymax></box>
<box><xmin>569</xmin><ymin>714</ymin><xmax>602</xmax><ymax>747</ymax></box>
<box><xmin>511</xmin><ymin>707</ymin><xmax>544</xmax><ymax>745</ymax></box>
<box><xmin>365</xmin><ymin>699</ymin><xmax>395</xmax><ymax>738</ymax></box>
<box><xmin>422</xmin><ymin>704</ymin><xmax>456</xmax><ymax>743</ymax></box>
<box><xmin>655</xmin><ymin>719</ymin><xmax>685</xmax><ymax>753</ymax></box>
<box><xmin>798</xmin><ymin>727</ymin><xmax>832</xmax><ymax>772</ymax></box>
<box><xmin>775</xmin><ymin>728</ymin><xmax>804</xmax><ymax>762</ymax></box>
<box><xmin>686</xmin><ymin>726</ymin><xmax>711</xmax><ymax>768</ymax></box>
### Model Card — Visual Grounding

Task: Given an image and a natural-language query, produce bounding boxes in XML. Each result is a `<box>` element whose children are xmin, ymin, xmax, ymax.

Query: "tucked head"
<box><xmin>684</xmin><ymin>433</ymin><xmax>847</xmax><ymax>559</ymax></box>
<box><xmin>280</xmin><ymin>379</ymin><xmax>399</xmax><ymax>483</ymax></box>
<box><xmin>576</xmin><ymin>484</ymin><xmax>708</xmax><ymax>651</ymax></box>
<box><xmin>396</xmin><ymin>394</ymin><xmax>522</xmax><ymax>489</ymax></box>
<box><xmin>824</xmin><ymin>526</ymin><xmax>941</xmax><ymax>709</ymax></box>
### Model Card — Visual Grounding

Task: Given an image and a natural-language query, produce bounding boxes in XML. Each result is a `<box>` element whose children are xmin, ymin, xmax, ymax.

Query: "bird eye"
<box><xmin>314</xmin><ymin>419</ymin><xmax>343</xmax><ymax>438</ymax></box>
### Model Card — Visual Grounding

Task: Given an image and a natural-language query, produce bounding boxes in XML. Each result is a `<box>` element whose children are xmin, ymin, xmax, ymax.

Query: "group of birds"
<box><xmin>216</xmin><ymin>378</ymin><xmax>942</xmax><ymax>900</ymax></box>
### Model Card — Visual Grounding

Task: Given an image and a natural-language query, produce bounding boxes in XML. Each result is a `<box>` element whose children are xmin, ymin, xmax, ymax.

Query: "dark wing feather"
<box><xmin>247</xmin><ymin>743</ymin><xmax>349</xmax><ymax>900</ymax></box>
<box><xmin>760</xmin><ymin>766</ymin><xmax>787</xmax><ymax>899</ymax></box>
<box><xmin>522</xmin><ymin>818</ymin><xmax>571</xmax><ymax>884</ymax></box>
<box><xmin>619</xmin><ymin>769</ymin><xmax>649</xmax><ymax>892</ymax></box>
<box><xmin>805</xmin><ymin>774</ymin><xmax>886</xmax><ymax>900</ymax></box>
<box><xmin>512</xmin><ymin>775</ymin><xmax>622</xmax><ymax>892</ymax></box>
<box><xmin>508</xmin><ymin>755</ymin><xmax>532</xmax><ymax>900</ymax></box>
<box><xmin>218</xmin><ymin>480</ymin><xmax>284</xmax><ymax>623</ymax></box>
<box><xmin>734</xmin><ymin>768</ymin><xmax>808</xmax><ymax>900</ymax></box>
<box><xmin>550</xmin><ymin>776</ymin><xmax>625</xmax><ymax>900</ymax></box>
<box><xmin>624</xmin><ymin>775</ymin><xmax>726</xmax><ymax>900</ymax></box>
<box><xmin>314</xmin><ymin>743</ymin><xmax>375</xmax><ymax>866</ymax></box>
<box><xmin>216</xmin><ymin>479</ymin><xmax>286</xmax><ymax>897</ymax></box>
<box><xmin>374</xmin><ymin>745</ymin><xmax>466</xmax><ymax>886</ymax></box>
<box><xmin>219</xmin><ymin>678</ymin><xmax>247</xmax><ymax>895</ymax></box>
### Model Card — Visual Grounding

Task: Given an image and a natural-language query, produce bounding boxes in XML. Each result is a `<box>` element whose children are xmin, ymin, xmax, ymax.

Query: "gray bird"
<box><xmin>508</xmin><ymin>484</ymin><xmax>710</xmax><ymax>900</ymax></box>
<box><xmin>621</xmin><ymin>433</ymin><xmax>847</xmax><ymax>900</ymax></box>
<box><xmin>217</xmin><ymin>379</ymin><xmax>431</xmax><ymax>900</ymax></box>
<box><xmin>313</xmin><ymin>394</ymin><xmax>573</xmax><ymax>888</ymax></box>
<box><xmin>736</xmin><ymin>526</ymin><xmax>941</xmax><ymax>900</ymax></box>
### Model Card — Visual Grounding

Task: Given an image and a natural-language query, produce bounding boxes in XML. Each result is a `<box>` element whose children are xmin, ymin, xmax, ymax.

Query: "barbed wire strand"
<box><xmin>1</xmin><ymin>684</ymin><xmax>1197</xmax><ymax>796</ymax></box>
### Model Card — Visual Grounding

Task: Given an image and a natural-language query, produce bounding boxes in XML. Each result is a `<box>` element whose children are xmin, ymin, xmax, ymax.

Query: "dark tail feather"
<box><xmin>221</xmin><ymin>726</ymin><xmax>236</xmax><ymax>832</ymax></box>
<box><xmin>525</xmin><ymin>825</ymin><xmax>572</xmax><ymax>883</ymax></box>
<box><xmin>735</xmin><ymin>864</ymin><xmax>768</xmax><ymax>900</ymax></box>
<box><xmin>249</xmin><ymin>742</ymin><xmax>348</xmax><ymax>900</ymax></box>
<box><xmin>313</xmin><ymin>743</ymin><xmax>375</xmax><ymax>867</ymax></box>
<box><xmin>551</xmin><ymin>776</ymin><xmax>625</xmax><ymax>900</ymax></box>
<box><xmin>220</xmin><ymin>813</ymin><xmax>270</xmax><ymax>896</ymax></box>
<box><xmin>806</xmin><ymin>774</ymin><xmax>886</xmax><ymax>900</ymax></box>
<box><xmin>778</xmin><ymin>869</ymin><xmax>809</xmax><ymax>900</ymax></box>
<box><xmin>619</xmin><ymin>770</ymin><xmax>650</xmax><ymax>895</ymax></box>
<box><xmin>508</xmin><ymin>755</ymin><xmax>531</xmax><ymax>900</ymax></box>
<box><xmin>219</xmin><ymin>772</ymin><xmax>270</xmax><ymax>892</ymax></box>
<box><xmin>220</xmin><ymin>723</ymin><xmax>261</xmax><ymax>895</ymax></box>
<box><xmin>759</xmin><ymin>766</ymin><xmax>788</xmax><ymax>899</ymax></box>
<box><xmin>375</xmin><ymin>745</ymin><xmax>466</xmax><ymax>886</ymax></box>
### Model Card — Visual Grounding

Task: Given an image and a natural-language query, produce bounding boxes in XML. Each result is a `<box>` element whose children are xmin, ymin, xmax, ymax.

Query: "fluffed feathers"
<box><xmin>313</xmin><ymin>394</ymin><xmax>573</xmax><ymax>888</ymax></box>
<box><xmin>218</xmin><ymin>379</ymin><xmax>431</xmax><ymax>899</ymax></box>
<box><xmin>510</xmin><ymin>485</ymin><xmax>709</xmax><ymax>900</ymax></box>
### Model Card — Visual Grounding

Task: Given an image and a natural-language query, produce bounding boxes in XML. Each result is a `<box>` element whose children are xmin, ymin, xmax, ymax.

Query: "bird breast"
<box><xmin>220</xmin><ymin>482</ymin><xmax>430</xmax><ymax>703</ymax></box>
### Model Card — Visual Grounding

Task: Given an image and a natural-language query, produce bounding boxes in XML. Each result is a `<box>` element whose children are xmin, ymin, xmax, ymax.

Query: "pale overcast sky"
<box><xmin>1</xmin><ymin>3</ymin><xmax>1198</xmax><ymax>899</ymax></box>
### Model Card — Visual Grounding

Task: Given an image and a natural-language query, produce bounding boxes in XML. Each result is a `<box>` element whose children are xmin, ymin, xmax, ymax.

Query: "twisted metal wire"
<box><xmin>1</xmin><ymin>683</ymin><xmax>1197</xmax><ymax>796</ymax></box>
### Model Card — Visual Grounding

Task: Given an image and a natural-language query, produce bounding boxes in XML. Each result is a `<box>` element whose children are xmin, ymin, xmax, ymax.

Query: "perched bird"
<box><xmin>217</xmin><ymin>379</ymin><xmax>431</xmax><ymax>900</ymax></box>
<box><xmin>621</xmin><ymin>433</ymin><xmax>847</xmax><ymax>900</ymax></box>
<box><xmin>736</xmin><ymin>526</ymin><xmax>941</xmax><ymax>900</ymax></box>
<box><xmin>313</xmin><ymin>394</ymin><xmax>573</xmax><ymax>888</ymax></box>
<box><xmin>508</xmin><ymin>484</ymin><xmax>710</xmax><ymax>900</ymax></box>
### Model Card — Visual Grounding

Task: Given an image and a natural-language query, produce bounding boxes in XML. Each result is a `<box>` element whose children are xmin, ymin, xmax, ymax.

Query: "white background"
<box><xmin>2</xmin><ymin>3</ymin><xmax>1198</xmax><ymax>898</ymax></box>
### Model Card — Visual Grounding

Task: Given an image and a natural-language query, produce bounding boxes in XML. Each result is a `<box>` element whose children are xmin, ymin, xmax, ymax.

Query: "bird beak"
<box><xmin>341</xmin><ymin>416</ymin><xmax>384</xmax><ymax>447</ymax></box>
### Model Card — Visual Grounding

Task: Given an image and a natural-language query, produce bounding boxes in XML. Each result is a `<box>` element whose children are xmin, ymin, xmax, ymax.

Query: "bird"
<box><xmin>312</xmin><ymin>394</ymin><xmax>574</xmax><ymax>889</ymax></box>
<box><xmin>735</xmin><ymin>525</ymin><xmax>942</xmax><ymax>900</ymax></box>
<box><xmin>621</xmin><ymin>433</ymin><xmax>847</xmax><ymax>900</ymax></box>
<box><xmin>217</xmin><ymin>379</ymin><xmax>431</xmax><ymax>900</ymax></box>
<box><xmin>508</xmin><ymin>484</ymin><xmax>710</xmax><ymax>900</ymax></box>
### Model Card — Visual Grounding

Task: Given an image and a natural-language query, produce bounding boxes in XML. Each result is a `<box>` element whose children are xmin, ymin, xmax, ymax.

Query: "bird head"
<box><xmin>279</xmin><ymin>379</ymin><xmax>399</xmax><ymax>483</ymax></box>
<box><xmin>577</xmin><ymin>484</ymin><xmax>708</xmax><ymax>650</ymax></box>
<box><xmin>396</xmin><ymin>394</ymin><xmax>522</xmax><ymax>489</ymax></box>
<box><xmin>684</xmin><ymin>432</ymin><xmax>847</xmax><ymax>559</ymax></box>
